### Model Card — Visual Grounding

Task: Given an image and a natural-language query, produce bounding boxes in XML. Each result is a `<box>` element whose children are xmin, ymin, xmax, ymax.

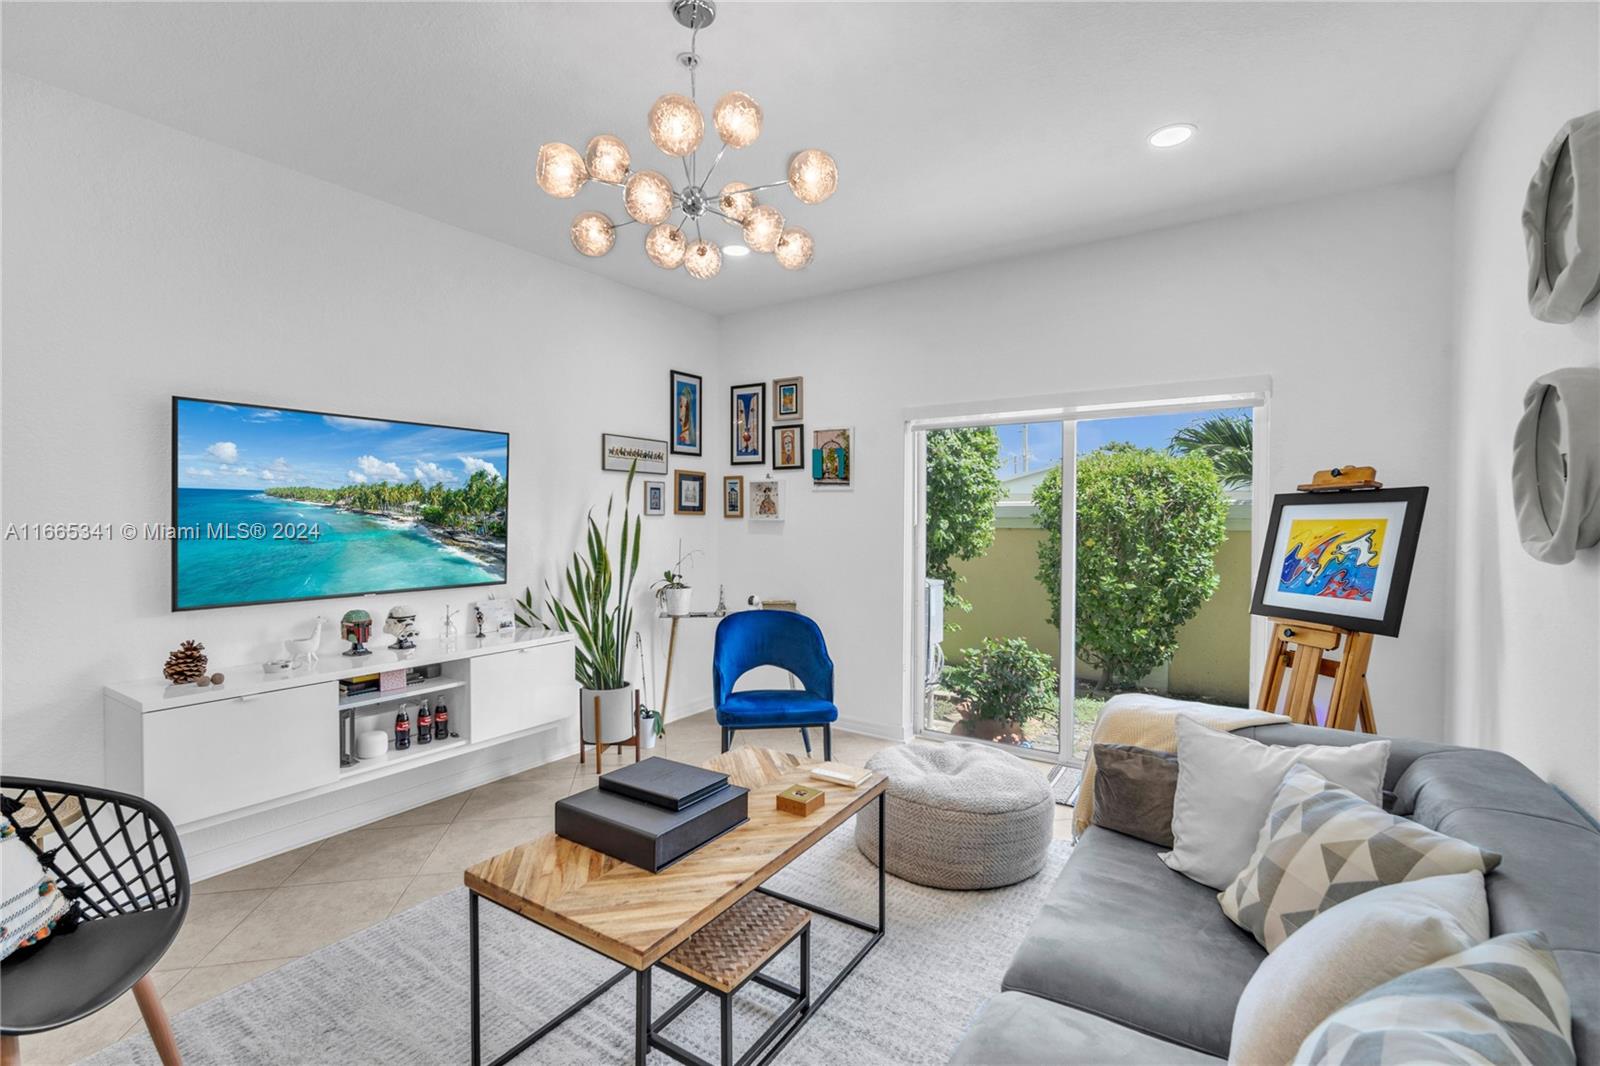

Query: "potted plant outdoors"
<box><xmin>942</xmin><ymin>637</ymin><xmax>1059</xmax><ymax>745</ymax></box>
<box><xmin>543</xmin><ymin>465</ymin><xmax>645</xmax><ymax>749</ymax></box>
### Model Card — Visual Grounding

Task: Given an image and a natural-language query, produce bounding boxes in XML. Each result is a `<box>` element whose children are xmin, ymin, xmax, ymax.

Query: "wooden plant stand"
<box><xmin>579</xmin><ymin>688</ymin><xmax>641</xmax><ymax>775</ymax></box>
<box><xmin>1256</xmin><ymin>618</ymin><xmax>1377</xmax><ymax>732</ymax></box>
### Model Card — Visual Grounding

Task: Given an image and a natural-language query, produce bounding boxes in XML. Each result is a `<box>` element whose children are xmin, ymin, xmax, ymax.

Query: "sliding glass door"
<box><xmin>915</xmin><ymin>398</ymin><xmax>1258</xmax><ymax>767</ymax></box>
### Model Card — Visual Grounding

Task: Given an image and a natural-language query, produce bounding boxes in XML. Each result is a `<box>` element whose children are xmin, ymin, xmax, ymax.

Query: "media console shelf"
<box><xmin>104</xmin><ymin>628</ymin><xmax>576</xmax><ymax>828</ymax></box>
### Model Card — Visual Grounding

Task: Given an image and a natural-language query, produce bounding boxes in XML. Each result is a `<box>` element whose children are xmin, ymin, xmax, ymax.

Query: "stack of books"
<box><xmin>555</xmin><ymin>758</ymin><xmax>749</xmax><ymax>873</ymax></box>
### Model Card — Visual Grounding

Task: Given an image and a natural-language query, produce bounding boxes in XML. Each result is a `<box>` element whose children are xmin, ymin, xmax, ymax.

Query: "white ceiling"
<box><xmin>2</xmin><ymin>2</ymin><xmax>1542</xmax><ymax>316</ymax></box>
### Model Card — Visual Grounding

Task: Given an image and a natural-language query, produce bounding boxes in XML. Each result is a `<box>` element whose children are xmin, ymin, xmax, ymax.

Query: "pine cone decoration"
<box><xmin>163</xmin><ymin>640</ymin><xmax>208</xmax><ymax>684</ymax></box>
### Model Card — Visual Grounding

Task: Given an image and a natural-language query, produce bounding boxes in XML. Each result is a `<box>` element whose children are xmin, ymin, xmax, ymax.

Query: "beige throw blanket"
<box><xmin>1072</xmin><ymin>694</ymin><xmax>1290</xmax><ymax>838</ymax></box>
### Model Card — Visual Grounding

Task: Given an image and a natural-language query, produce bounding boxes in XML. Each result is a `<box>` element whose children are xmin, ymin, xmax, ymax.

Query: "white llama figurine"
<box><xmin>285</xmin><ymin>616</ymin><xmax>325</xmax><ymax>669</ymax></box>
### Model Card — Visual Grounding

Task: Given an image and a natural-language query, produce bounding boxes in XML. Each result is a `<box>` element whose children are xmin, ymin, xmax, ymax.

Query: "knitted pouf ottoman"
<box><xmin>854</xmin><ymin>741</ymin><xmax>1054</xmax><ymax>889</ymax></box>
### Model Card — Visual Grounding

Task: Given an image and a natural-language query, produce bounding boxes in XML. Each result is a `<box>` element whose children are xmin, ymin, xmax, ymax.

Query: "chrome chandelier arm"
<box><xmin>699</xmin><ymin>143</ymin><xmax>730</xmax><ymax>190</ymax></box>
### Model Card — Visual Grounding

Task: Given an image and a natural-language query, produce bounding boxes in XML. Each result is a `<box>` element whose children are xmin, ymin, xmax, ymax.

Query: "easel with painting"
<box><xmin>1250</xmin><ymin>467</ymin><xmax>1429</xmax><ymax>733</ymax></box>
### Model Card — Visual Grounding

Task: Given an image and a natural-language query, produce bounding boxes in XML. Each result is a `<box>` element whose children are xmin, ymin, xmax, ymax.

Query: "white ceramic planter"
<box><xmin>662</xmin><ymin>586</ymin><xmax>693</xmax><ymax>617</ymax></box>
<box><xmin>579</xmin><ymin>684</ymin><xmax>636</xmax><ymax>744</ymax></box>
<box><xmin>640</xmin><ymin>717</ymin><xmax>659</xmax><ymax>749</ymax></box>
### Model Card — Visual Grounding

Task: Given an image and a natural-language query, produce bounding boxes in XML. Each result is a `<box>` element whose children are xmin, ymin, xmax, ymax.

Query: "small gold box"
<box><xmin>776</xmin><ymin>784</ymin><xmax>825</xmax><ymax>816</ymax></box>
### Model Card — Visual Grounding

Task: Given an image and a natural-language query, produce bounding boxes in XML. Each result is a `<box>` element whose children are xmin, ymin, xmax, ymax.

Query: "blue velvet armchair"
<box><xmin>712</xmin><ymin>611</ymin><xmax>837</xmax><ymax>760</ymax></box>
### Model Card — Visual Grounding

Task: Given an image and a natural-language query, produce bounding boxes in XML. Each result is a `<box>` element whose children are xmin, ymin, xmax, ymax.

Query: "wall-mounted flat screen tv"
<box><xmin>172</xmin><ymin>397</ymin><xmax>508</xmax><ymax>611</ymax></box>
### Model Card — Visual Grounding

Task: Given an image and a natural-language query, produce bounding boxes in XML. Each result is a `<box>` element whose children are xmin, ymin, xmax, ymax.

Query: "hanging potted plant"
<box><xmin>543</xmin><ymin>465</ymin><xmax>644</xmax><ymax>750</ymax></box>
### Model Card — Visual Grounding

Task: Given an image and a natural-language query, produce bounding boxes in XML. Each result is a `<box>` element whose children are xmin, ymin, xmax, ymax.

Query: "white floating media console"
<box><xmin>104</xmin><ymin>628</ymin><xmax>576</xmax><ymax>827</ymax></box>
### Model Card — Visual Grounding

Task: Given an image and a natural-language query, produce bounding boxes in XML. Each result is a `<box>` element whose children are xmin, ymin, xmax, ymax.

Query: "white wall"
<box><xmin>0</xmin><ymin>75</ymin><xmax>723</xmax><ymax>840</ymax></box>
<box><xmin>1448</xmin><ymin>5</ymin><xmax>1600</xmax><ymax>815</ymax></box>
<box><xmin>716</xmin><ymin>176</ymin><xmax>1457</xmax><ymax>745</ymax></box>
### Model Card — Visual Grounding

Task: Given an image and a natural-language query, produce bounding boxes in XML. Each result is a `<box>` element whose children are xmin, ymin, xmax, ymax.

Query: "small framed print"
<box><xmin>773</xmin><ymin>376</ymin><xmax>804</xmax><ymax>422</ymax></box>
<box><xmin>670</xmin><ymin>369</ymin><xmax>702</xmax><ymax>456</ymax></box>
<box><xmin>749</xmin><ymin>478</ymin><xmax>783</xmax><ymax>521</ymax></box>
<box><xmin>674</xmin><ymin>470</ymin><xmax>706</xmax><ymax>515</ymax></box>
<box><xmin>723</xmin><ymin>475</ymin><xmax>745</xmax><ymax>518</ymax></box>
<box><xmin>730</xmin><ymin>382</ymin><xmax>766</xmax><ymax>465</ymax></box>
<box><xmin>811</xmin><ymin>426</ymin><xmax>853</xmax><ymax>489</ymax></box>
<box><xmin>601</xmin><ymin>433</ymin><xmax>668</xmax><ymax>475</ymax></box>
<box><xmin>643</xmin><ymin>480</ymin><xmax>666</xmax><ymax>516</ymax></box>
<box><xmin>772</xmin><ymin>423</ymin><xmax>805</xmax><ymax>470</ymax></box>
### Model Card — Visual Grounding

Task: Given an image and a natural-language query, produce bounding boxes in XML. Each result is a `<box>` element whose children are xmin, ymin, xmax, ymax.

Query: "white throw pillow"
<box><xmin>1160</xmin><ymin>716</ymin><xmax>1390</xmax><ymax>889</ymax></box>
<box><xmin>1</xmin><ymin>823</ymin><xmax>72</xmax><ymax>959</ymax></box>
<box><xmin>1227</xmin><ymin>872</ymin><xmax>1489</xmax><ymax>1066</ymax></box>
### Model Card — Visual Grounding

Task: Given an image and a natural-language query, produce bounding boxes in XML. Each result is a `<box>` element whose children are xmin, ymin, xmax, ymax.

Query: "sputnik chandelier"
<box><xmin>534</xmin><ymin>0</ymin><xmax>837</xmax><ymax>279</ymax></box>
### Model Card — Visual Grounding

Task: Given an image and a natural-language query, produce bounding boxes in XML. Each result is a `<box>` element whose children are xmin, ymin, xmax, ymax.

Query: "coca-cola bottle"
<box><xmin>394</xmin><ymin>705</ymin><xmax>411</xmax><ymax>750</ymax></box>
<box><xmin>433</xmin><ymin>697</ymin><xmax>449</xmax><ymax>740</ymax></box>
<box><xmin>416</xmin><ymin>700</ymin><xmax>433</xmax><ymax>744</ymax></box>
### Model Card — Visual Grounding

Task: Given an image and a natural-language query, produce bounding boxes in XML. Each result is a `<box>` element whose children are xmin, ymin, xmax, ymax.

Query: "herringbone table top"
<box><xmin>464</xmin><ymin>747</ymin><xmax>887</xmax><ymax>970</ymax></box>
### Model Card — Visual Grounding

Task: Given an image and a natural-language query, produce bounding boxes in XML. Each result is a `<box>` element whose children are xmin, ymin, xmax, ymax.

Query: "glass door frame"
<box><xmin>906</xmin><ymin>377</ymin><xmax>1271</xmax><ymax>769</ymax></box>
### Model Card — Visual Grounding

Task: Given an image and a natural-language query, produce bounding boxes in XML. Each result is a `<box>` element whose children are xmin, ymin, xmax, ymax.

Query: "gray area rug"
<box><xmin>88</xmin><ymin>830</ymin><xmax>1072</xmax><ymax>1065</ymax></box>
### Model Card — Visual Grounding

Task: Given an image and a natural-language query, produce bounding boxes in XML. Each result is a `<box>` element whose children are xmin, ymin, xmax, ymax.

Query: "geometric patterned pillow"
<box><xmin>1219</xmin><ymin>764</ymin><xmax>1500</xmax><ymax>951</ymax></box>
<box><xmin>1296</xmin><ymin>931</ymin><xmax>1576</xmax><ymax>1065</ymax></box>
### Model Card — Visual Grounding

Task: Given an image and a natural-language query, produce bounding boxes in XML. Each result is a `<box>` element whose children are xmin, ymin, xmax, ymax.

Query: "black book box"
<box><xmin>555</xmin><ymin>783</ymin><xmax>749</xmax><ymax>873</ymax></box>
<box><xmin>597</xmin><ymin>757</ymin><xmax>731</xmax><ymax>811</ymax></box>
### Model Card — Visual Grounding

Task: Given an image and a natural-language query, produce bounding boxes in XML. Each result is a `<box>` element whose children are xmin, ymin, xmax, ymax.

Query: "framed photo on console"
<box><xmin>674</xmin><ymin>470</ymin><xmax>707</xmax><ymax>515</ymax></box>
<box><xmin>1250</xmin><ymin>486</ymin><xmax>1429</xmax><ymax>637</ymax></box>
<box><xmin>670</xmin><ymin>369</ymin><xmax>702</xmax><ymax>456</ymax></box>
<box><xmin>772</xmin><ymin>424</ymin><xmax>805</xmax><ymax>470</ymax></box>
<box><xmin>730</xmin><ymin>383</ymin><xmax>766</xmax><ymax>465</ymax></box>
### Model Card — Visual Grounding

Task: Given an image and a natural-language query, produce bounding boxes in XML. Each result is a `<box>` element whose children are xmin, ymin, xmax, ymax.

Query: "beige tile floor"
<box><xmin>21</xmin><ymin>711</ymin><xmax>1074</xmax><ymax>1064</ymax></box>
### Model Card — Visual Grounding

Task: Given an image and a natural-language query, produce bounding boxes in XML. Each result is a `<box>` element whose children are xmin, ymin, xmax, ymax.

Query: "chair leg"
<box><xmin>799</xmin><ymin>728</ymin><xmax>812</xmax><ymax>755</ymax></box>
<box><xmin>721</xmin><ymin>728</ymin><xmax>732</xmax><ymax>753</ymax></box>
<box><xmin>823</xmin><ymin>723</ymin><xmax>833</xmax><ymax>762</ymax></box>
<box><xmin>132</xmin><ymin>974</ymin><xmax>181</xmax><ymax>1066</ymax></box>
<box><xmin>1</xmin><ymin>1034</ymin><xmax>19</xmax><ymax>1066</ymax></box>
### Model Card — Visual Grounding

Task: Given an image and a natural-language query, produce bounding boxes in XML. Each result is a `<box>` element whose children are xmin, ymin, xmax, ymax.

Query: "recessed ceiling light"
<box><xmin>722</xmin><ymin>244</ymin><xmax>751</xmax><ymax>258</ymax></box>
<box><xmin>1148</xmin><ymin>123</ymin><xmax>1196</xmax><ymax>149</ymax></box>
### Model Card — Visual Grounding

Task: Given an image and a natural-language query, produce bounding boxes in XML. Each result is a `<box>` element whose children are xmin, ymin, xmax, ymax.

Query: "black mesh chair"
<box><xmin>1</xmin><ymin>778</ymin><xmax>189</xmax><ymax>1066</ymax></box>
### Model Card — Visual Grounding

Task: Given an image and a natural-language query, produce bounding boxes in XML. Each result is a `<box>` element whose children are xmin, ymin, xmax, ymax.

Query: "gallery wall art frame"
<box><xmin>773</xmin><ymin>376</ymin><xmax>804</xmax><ymax>422</ymax></box>
<box><xmin>723</xmin><ymin>475</ymin><xmax>745</xmax><ymax>518</ymax></box>
<box><xmin>600</xmin><ymin>433</ymin><xmax>669</xmax><ymax>475</ymax></box>
<box><xmin>730</xmin><ymin>382</ymin><xmax>766</xmax><ymax>466</ymax></box>
<box><xmin>749</xmin><ymin>478</ymin><xmax>783</xmax><ymax>522</ymax></box>
<box><xmin>772</xmin><ymin>423</ymin><xmax>806</xmax><ymax>470</ymax></box>
<box><xmin>674</xmin><ymin>470</ymin><xmax>707</xmax><ymax>515</ymax></box>
<box><xmin>670</xmin><ymin>369</ymin><xmax>703</xmax><ymax>456</ymax></box>
<box><xmin>643</xmin><ymin>480</ymin><xmax>666</xmax><ymax>516</ymax></box>
<box><xmin>811</xmin><ymin>426</ymin><xmax>854</xmax><ymax>489</ymax></box>
<box><xmin>1249</xmin><ymin>486</ymin><xmax>1429</xmax><ymax>637</ymax></box>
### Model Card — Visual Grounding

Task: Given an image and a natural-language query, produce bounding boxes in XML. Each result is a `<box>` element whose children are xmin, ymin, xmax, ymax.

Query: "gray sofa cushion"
<box><xmin>1395</xmin><ymin>748</ymin><xmax>1595</xmax><ymax>831</ymax></box>
<box><xmin>1001</xmin><ymin>826</ymin><xmax>1264</xmax><ymax>1058</ymax></box>
<box><xmin>1090</xmin><ymin>743</ymin><xmax>1179</xmax><ymax>847</ymax></box>
<box><xmin>950</xmin><ymin>992</ymin><xmax>1221</xmax><ymax>1065</ymax></box>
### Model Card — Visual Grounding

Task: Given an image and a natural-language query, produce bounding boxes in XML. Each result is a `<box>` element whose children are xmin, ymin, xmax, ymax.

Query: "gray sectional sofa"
<box><xmin>949</xmin><ymin>722</ymin><xmax>1600</xmax><ymax>1065</ymax></box>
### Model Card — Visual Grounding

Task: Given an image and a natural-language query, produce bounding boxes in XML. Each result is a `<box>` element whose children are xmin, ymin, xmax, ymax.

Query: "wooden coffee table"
<box><xmin>464</xmin><ymin>747</ymin><xmax>888</xmax><ymax>1066</ymax></box>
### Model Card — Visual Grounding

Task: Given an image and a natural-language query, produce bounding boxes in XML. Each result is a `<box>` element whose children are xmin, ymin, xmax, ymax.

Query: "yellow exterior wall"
<box><xmin>944</xmin><ymin>524</ymin><xmax>1251</xmax><ymax>705</ymax></box>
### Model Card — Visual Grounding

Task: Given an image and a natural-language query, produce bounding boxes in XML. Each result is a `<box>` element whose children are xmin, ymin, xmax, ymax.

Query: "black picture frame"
<box><xmin>171</xmin><ymin>396</ymin><xmax>508</xmax><ymax>612</ymax></box>
<box><xmin>1249</xmin><ymin>486</ymin><xmax>1429</xmax><ymax>637</ymax></box>
<box><xmin>674</xmin><ymin>470</ymin><xmax>707</xmax><ymax>515</ymax></box>
<box><xmin>730</xmin><ymin>382</ymin><xmax>766</xmax><ymax>466</ymax></box>
<box><xmin>772</xmin><ymin>423</ymin><xmax>806</xmax><ymax>470</ymax></box>
<box><xmin>670</xmin><ymin>369</ymin><xmax>703</xmax><ymax>456</ymax></box>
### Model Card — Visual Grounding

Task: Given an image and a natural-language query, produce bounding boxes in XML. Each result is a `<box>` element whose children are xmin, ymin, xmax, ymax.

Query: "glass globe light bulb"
<box><xmin>684</xmin><ymin>239</ymin><xmax>722</xmax><ymax>280</ymax></box>
<box><xmin>648</xmin><ymin>93</ymin><xmax>704</xmax><ymax>157</ymax></box>
<box><xmin>535</xmin><ymin>142</ymin><xmax>588</xmax><ymax>198</ymax></box>
<box><xmin>645</xmin><ymin>223</ymin><xmax>687</xmax><ymax>270</ymax></box>
<box><xmin>584</xmin><ymin>134</ymin><xmax>630</xmax><ymax>184</ymax></box>
<box><xmin>569</xmin><ymin>212</ymin><xmax>615</xmax><ymax>257</ymax></box>
<box><xmin>788</xmin><ymin>148</ymin><xmax>839</xmax><ymax>204</ymax></box>
<box><xmin>719</xmin><ymin>182</ymin><xmax>757</xmax><ymax>225</ymax></box>
<box><xmin>774</xmin><ymin>227</ymin><xmax>814</xmax><ymax>271</ymax></box>
<box><xmin>624</xmin><ymin>170</ymin><xmax>675</xmax><ymax>225</ymax></box>
<box><xmin>742</xmin><ymin>204</ymin><xmax>785</xmax><ymax>253</ymax></box>
<box><xmin>713</xmin><ymin>91</ymin><xmax>763</xmax><ymax>149</ymax></box>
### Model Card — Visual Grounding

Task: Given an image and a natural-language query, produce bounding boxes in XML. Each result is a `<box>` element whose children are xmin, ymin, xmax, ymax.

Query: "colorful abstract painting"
<box><xmin>730</xmin><ymin>383</ymin><xmax>765</xmax><ymax>465</ymax></box>
<box><xmin>1277</xmin><ymin>517</ymin><xmax>1388</xmax><ymax>601</ymax></box>
<box><xmin>670</xmin><ymin>370</ymin><xmax>702</xmax><ymax>456</ymax></box>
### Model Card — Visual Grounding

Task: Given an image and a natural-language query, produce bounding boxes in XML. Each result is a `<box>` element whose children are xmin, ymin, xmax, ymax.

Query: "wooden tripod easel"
<box><xmin>1254</xmin><ymin>465</ymin><xmax>1383</xmax><ymax>733</ymax></box>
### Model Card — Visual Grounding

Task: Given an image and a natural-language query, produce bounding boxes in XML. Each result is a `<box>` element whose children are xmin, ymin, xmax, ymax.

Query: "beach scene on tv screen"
<box><xmin>174</xmin><ymin>399</ymin><xmax>507</xmax><ymax>609</ymax></box>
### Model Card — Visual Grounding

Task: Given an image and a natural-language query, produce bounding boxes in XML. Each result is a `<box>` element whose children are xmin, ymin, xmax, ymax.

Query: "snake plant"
<box><xmin>541</xmin><ymin>464</ymin><xmax>642</xmax><ymax>691</ymax></box>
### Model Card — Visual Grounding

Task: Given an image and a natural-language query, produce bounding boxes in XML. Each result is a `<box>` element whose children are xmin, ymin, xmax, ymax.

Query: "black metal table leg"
<box><xmin>720</xmin><ymin>992</ymin><xmax>734</xmax><ymax>1066</ymax></box>
<box><xmin>877</xmin><ymin>790</ymin><xmax>886</xmax><ymax>931</ymax></box>
<box><xmin>470</xmin><ymin>892</ymin><xmax>481</xmax><ymax>1066</ymax></box>
<box><xmin>636</xmin><ymin>967</ymin><xmax>652</xmax><ymax>1066</ymax></box>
